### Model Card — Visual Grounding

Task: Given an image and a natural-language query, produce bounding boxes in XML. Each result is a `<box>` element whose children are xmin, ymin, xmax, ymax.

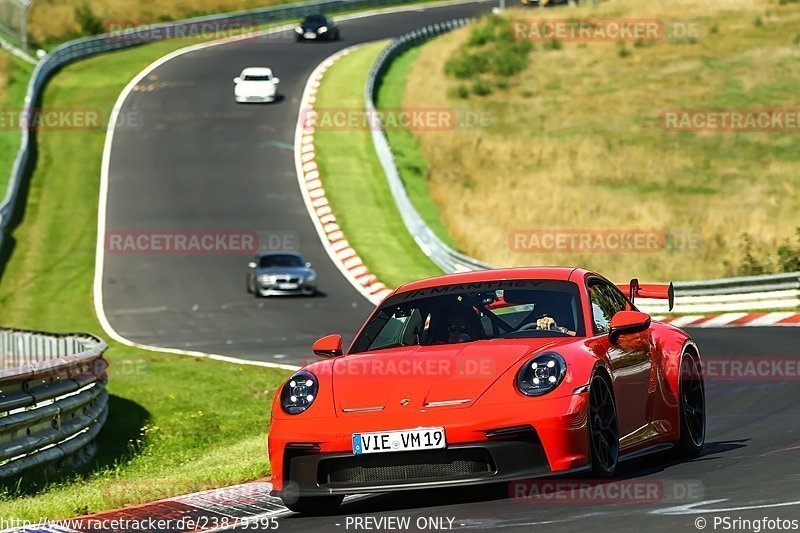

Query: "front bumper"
<box><xmin>235</xmin><ymin>94</ymin><xmax>276</xmax><ymax>103</ymax></box>
<box><xmin>256</xmin><ymin>282</ymin><xmax>316</xmax><ymax>296</ymax></box>
<box><xmin>296</xmin><ymin>30</ymin><xmax>332</xmax><ymax>40</ymax></box>
<box><xmin>274</xmin><ymin>436</ymin><xmax>567</xmax><ymax>498</ymax></box>
<box><xmin>270</xmin><ymin>393</ymin><xmax>591</xmax><ymax>495</ymax></box>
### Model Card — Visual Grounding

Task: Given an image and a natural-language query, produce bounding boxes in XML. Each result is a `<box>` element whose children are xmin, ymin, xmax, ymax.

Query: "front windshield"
<box><xmin>350</xmin><ymin>280</ymin><xmax>584</xmax><ymax>353</ymax></box>
<box><xmin>243</xmin><ymin>74</ymin><xmax>271</xmax><ymax>82</ymax></box>
<box><xmin>304</xmin><ymin>15</ymin><xmax>327</xmax><ymax>24</ymax></box>
<box><xmin>259</xmin><ymin>254</ymin><xmax>304</xmax><ymax>268</ymax></box>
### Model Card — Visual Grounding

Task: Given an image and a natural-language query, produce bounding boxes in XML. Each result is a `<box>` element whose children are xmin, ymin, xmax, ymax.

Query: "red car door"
<box><xmin>587</xmin><ymin>280</ymin><xmax>654</xmax><ymax>442</ymax></box>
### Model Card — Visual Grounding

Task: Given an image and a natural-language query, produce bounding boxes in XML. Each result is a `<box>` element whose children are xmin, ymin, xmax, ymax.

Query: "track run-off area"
<box><xmin>95</xmin><ymin>1</ymin><xmax>800</xmax><ymax>530</ymax></box>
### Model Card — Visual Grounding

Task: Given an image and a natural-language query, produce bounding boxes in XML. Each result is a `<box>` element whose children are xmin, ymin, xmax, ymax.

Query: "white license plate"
<box><xmin>352</xmin><ymin>427</ymin><xmax>446</xmax><ymax>455</ymax></box>
<box><xmin>304</xmin><ymin>32</ymin><xmax>316</xmax><ymax>39</ymax></box>
<box><xmin>277</xmin><ymin>283</ymin><xmax>298</xmax><ymax>290</ymax></box>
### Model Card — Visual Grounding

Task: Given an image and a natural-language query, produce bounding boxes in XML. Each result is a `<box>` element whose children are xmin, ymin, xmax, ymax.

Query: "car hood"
<box><xmin>331</xmin><ymin>338</ymin><xmax>571</xmax><ymax>415</ymax></box>
<box><xmin>256</xmin><ymin>266</ymin><xmax>313</xmax><ymax>277</ymax></box>
<box><xmin>235</xmin><ymin>81</ymin><xmax>276</xmax><ymax>96</ymax></box>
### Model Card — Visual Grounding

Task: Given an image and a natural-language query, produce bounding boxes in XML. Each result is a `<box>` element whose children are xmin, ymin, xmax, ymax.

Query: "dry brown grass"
<box><xmin>405</xmin><ymin>0</ymin><xmax>800</xmax><ymax>281</ymax></box>
<box><xmin>28</xmin><ymin>0</ymin><xmax>291</xmax><ymax>44</ymax></box>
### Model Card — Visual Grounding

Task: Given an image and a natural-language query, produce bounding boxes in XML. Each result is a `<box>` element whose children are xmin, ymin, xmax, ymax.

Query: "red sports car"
<box><xmin>268</xmin><ymin>267</ymin><xmax>705</xmax><ymax>513</ymax></box>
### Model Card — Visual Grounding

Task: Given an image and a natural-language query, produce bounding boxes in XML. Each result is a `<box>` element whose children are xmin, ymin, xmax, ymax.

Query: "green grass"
<box><xmin>314</xmin><ymin>42</ymin><xmax>442</xmax><ymax>288</ymax></box>
<box><xmin>0</xmin><ymin>51</ymin><xmax>35</xmax><ymax>197</ymax></box>
<box><xmin>376</xmin><ymin>46</ymin><xmax>460</xmax><ymax>251</ymax></box>
<box><xmin>0</xmin><ymin>40</ymin><xmax>290</xmax><ymax>521</ymax></box>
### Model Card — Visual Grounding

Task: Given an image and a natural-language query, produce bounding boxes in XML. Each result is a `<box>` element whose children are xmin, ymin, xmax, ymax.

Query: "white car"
<box><xmin>233</xmin><ymin>68</ymin><xmax>280</xmax><ymax>103</ymax></box>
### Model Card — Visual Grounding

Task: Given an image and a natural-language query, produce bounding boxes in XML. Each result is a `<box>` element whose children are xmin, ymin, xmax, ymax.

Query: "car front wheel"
<box><xmin>589</xmin><ymin>373</ymin><xmax>619</xmax><ymax>476</ymax></box>
<box><xmin>676</xmin><ymin>352</ymin><xmax>705</xmax><ymax>457</ymax></box>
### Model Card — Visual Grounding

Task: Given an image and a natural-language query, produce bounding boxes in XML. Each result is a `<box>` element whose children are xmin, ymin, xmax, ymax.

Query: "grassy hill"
<box><xmin>397</xmin><ymin>0</ymin><xmax>800</xmax><ymax>281</ymax></box>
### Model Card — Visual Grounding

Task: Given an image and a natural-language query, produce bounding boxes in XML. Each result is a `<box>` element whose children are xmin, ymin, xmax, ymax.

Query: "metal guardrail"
<box><xmin>365</xmin><ymin>20</ymin><xmax>800</xmax><ymax>313</ymax></box>
<box><xmin>674</xmin><ymin>272</ymin><xmax>800</xmax><ymax>296</ymax></box>
<box><xmin>0</xmin><ymin>0</ymin><xmax>444</xmax><ymax>258</ymax></box>
<box><xmin>0</xmin><ymin>328</ymin><xmax>108</xmax><ymax>478</ymax></box>
<box><xmin>365</xmin><ymin>18</ymin><xmax>494</xmax><ymax>274</ymax></box>
<box><xmin>640</xmin><ymin>272</ymin><xmax>800</xmax><ymax>314</ymax></box>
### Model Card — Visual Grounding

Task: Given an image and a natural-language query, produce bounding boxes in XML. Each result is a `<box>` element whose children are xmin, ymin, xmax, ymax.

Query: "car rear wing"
<box><xmin>616</xmin><ymin>279</ymin><xmax>675</xmax><ymax>311</ymax></box>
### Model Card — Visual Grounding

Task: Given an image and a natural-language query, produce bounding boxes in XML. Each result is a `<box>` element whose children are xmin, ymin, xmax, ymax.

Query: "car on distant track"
<box><xmin>294</xmin><ymin>14</ymin><xmax>340</xmax><ymax>41</ymax></box>
<box><xmin>246</xmin><ymin>251</ymin><xmax>317</xmax><ymax>296</ymax></box>
<box><xmin>268</xmin><ymin>267</ymin><xmax>705</xmax><ymax>514</ymax></box>
<box><xmin>233</xmin><ymin>67</ymin><xmax>280</xmax><ymax>103</ymax></box>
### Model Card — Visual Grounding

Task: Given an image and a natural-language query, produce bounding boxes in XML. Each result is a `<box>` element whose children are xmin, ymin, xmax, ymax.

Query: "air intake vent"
<box><xmin>321</xmin><ymin>448</ymin><xmax>494</xmax><ymax>487</ymax></box>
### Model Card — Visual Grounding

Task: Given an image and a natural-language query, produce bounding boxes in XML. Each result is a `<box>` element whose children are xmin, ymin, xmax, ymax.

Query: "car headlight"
<box><xmin>295</xmin><ymin>27</ymin><xmax>303</xmax><ymax>33</ymax></box>
<box><xmin>516</xmin><ymin>352</ymin><xmax>567</xmax><ymax>396</ymax></box>
<box><xmin>318</xmin><ymin>26</ymin><xmax>328</xmax><ymax>33</ymax></box>
<box><xmin>258</xmin><ymin>274</ymin><xmax>272</xmax><ymax>283</ymax></box>
<box><xmin>281</xmin><ymin>371</ymin><xmax>318</xmax><ymax>414</ymax></box>
<box><xmin>305</xmin><ymin>272</ymin><xmax>317</xmax><ymax>282</ymax></box>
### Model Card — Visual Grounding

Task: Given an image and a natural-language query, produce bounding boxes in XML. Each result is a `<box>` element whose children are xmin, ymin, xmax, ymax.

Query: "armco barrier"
<box><xmin>365</xmin><ymin>20</ymin><xmax>800</xmax><ymax>313</ymax></box>
<box><xmin>0</xmin><ymin>328</ymin><xmax>108</xmax><ymax>478</ymax></box>
<box><xmin>0</xmin><ymin>0</ymin><xmax>453</xmax><ymax>258</ymax></box>
<box><xmin>365</xmin><ymin>18</ymin><xmax>493</xmax><ymax>274</ymax></box>
<box><xmin>640</xmin><ymin>272</ymin><xmax>800</xmax><ymax>314</ymax></box>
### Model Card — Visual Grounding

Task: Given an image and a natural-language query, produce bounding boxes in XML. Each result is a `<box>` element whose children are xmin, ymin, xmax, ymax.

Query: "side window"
<box><xmin>605</xmin><ymin>285</ymin><xmax>630</xmax><ymax>314</ymax></box>
<box><xmin>372</xmin><ymin>309</ymin><xmax>429</xmax><ymax>350</ymax></box>
<box><xmin>369</xmin><ymin>315</ymin><xmax>408</xmax><ymax>350</ymax></box>
<box><xmin>587</xmin><ymin>282</ymin><xmax>621</xmax><ymax>334</ymax></box>
<box><xmin>589</xmin><ymin>284</ymin><xmax>613</xmax><ymax>334</ymax></box>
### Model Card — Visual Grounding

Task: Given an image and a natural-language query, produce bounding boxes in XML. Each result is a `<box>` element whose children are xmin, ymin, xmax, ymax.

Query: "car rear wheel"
<box><xmin>281</xmin><ymin>495</ymin><xmax>343</xmax><ymax>515</ymax></box>
<box><xmin>676</xmin><ymin>352</ymin><xmax>705</xmax><ymax>457</ymax></box>
<box><xmin>589</xmin><ymin>373</ymin><xmax>619</xmax><ymax>476</ymax></box>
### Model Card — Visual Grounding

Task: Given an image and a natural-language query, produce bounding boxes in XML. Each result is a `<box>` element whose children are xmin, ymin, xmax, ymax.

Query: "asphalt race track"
<box><xmin>101</xmin><ymin>0</ymin><xmax>493</xmax><ymax>365</ymax></box>
<box><xmin>100</xmin><ymin>1</ymin><xmax>800</xmax><ymax>530</ymax></box>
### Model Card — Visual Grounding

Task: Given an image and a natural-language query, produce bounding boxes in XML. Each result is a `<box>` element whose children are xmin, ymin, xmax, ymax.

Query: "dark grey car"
<box><xmin>246</xmin><ymin>252</ymin><xmax>317</xmax><ymax>297</ymax></box>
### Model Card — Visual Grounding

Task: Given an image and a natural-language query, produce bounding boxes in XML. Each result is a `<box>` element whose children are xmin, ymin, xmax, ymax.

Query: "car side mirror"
<box><xmin>609</xmin><ymin>311</ymin><xmax>651</xmax><ymax>346</ymax></box>
<box><xmin>305</xmin><ymin>262</ymin><xmax>312</xmax><ymax>268</ymax></box>
<box><xmin>313</xmin><ymin>334</ymin><xmax>343</xmax><ymax>358</ymax></box>
<box><xmin>272</xmin><ymin>77</ymin><xmax>280</xmax><ymax>84</ymax></box>
<box><xmin>248</xmin><ymin>261</ymin><xmax>257</xmax><ymax>269</ymax></box>
<box><xmin>233</xmin><ymin>77</ymin><xmax>241</xmax><ymax>84</ymax></box>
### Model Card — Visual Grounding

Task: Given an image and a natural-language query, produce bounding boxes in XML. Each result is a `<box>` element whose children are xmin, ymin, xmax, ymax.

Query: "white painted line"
<box><xmin>652</xmin><ymin>498</ymin><xmax>800</xmax><ymax>515</ymax></box>
<box><xmin>292</xmin><ymin>44</ymin><xmax>385</xmax><ymax>307</ymax></box>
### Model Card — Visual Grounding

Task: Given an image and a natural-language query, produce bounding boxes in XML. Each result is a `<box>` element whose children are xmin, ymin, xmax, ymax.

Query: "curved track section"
<box><xmin>101</xmin><ymin>3</ymin><xmax>800</xmax><ymax>528</ymax></box>
<box><xmin>100</xmin><ymin>1</ymin><xmax>492</xmax><ymax>365</ymax></box>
